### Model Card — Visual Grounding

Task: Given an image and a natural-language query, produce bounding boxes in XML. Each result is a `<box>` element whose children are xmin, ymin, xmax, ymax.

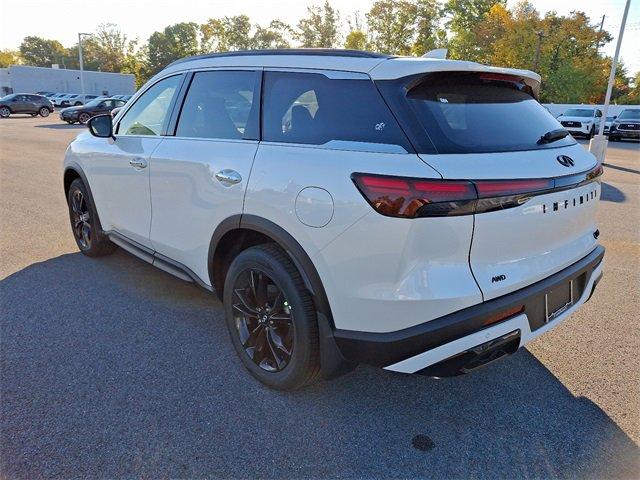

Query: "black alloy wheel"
<box><xmin>39</xmin><ymin>107</ymin><xmax>50</xmax><ymax>117</ymax></box>
<box><xmin>223</xmin><ymin>244</ymin><xmax>321</xmax><ymax>390</ymax></box>
<box><xmin>70</xmin><ymin>189</ymin><xmax>92</xmax><ymax>249</ymax></box>
<box><xmin>232</xmin><ymin>268</ymin><xmax>294</xmax><ymax>372</ymax></box>
<box><xmin>78</xmin><ymin>112</ymin><xmax>91</xmax><ymax>124</ymax></box>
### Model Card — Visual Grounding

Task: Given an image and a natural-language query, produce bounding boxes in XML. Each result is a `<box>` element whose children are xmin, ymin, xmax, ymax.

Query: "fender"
<box><xmin>63</xmin><ymin>161</ymin><xmax>108</xmax><ymax>236</ymax></box>
<box><xmin>208</xmin><ymin>214</ymin><xmax>355</xmax><ymax>379</ymax></box>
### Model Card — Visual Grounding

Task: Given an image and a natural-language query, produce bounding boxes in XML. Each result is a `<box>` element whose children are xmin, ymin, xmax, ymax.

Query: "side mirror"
<box><xmin>88</xmin><ymin>114</ymin><xmax>114</xmax><ymax>139</ymax></box>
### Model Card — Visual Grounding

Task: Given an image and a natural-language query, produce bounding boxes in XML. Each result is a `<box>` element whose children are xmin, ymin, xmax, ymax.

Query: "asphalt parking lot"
<box><xmin>1</xmin><ymin>114</ymin><xmax>639</xmax><ymax>478</ymax></box>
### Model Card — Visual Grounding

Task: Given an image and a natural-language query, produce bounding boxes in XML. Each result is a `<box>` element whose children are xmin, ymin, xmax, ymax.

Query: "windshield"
<box><xmin>618</xmin><ymin>110</ymin><xmax>640</xmax><ymax>120</ymax></box>
<box><xmin>0</xmin><ymin>94</ymin><xmax>15</xmax><ymax>101</ymax></box>
<box><xmin>563</xmin><ymin>108</ymin><xmax>594</xmax><ymax>117</ymax></box>
<box><xmin>399</xmin><ymin>72</ymin><xmax>575</xmax><ymax>154</ymax></box>
<box><xmin>85</xmin><ymin>99</ymin><xmax>102</xmax><ymax>107</ymax></box>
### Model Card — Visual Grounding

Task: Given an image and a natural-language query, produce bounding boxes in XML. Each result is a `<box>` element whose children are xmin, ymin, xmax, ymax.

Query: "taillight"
<box><xmin>352</xmin><ymin>165</ymin><xmax>603</xmax><ymax>218</ymax></box>
<box><xmin>351</xmin><ymin>173</ymin><xmax>476</xmax><ymax>218</ymax></box>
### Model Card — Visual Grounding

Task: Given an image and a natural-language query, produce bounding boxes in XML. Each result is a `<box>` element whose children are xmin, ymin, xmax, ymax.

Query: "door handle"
<box><xmin>129</xmin><ymin>157</ymin><xmax>147</xmax><ymax>169</ymax></box>
<box><xmin>215</xmin><ymin>169</ymin><xmax>242</xmax><ymax>186</ymax></box>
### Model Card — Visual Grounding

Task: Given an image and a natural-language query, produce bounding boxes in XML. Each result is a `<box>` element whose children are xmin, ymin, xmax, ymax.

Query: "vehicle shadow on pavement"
<box><xmin>1</xmin><ymin>251</ymin><xmax>638</xmax><ymax>479</ymax></box>
<box><xmin>600</xmin><ymin>182</ymin><xmax>626</xmax><ymax>203</ymax></box>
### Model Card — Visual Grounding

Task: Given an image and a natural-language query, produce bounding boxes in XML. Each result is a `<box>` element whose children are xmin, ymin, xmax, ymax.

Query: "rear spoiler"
<box><xmin>369</xmin><ymin>58</ymin><xmax>541</xmax><ymax>99</ymax></box>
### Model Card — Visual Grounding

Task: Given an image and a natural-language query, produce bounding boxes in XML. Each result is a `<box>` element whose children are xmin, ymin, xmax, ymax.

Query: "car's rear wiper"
<box><xmin>538</xmin><ymin>128</ymin><xmax>570</xmax><ymax>144</ymax></box>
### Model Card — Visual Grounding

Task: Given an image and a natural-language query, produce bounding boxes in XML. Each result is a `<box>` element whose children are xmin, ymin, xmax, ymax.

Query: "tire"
<box><xmin>78</xmin><ymin>112</ymin><xmax>90</xmax><ymax>124</ymax></box>
<box><xmin>66</xmin><ymin>120</ymin><xmax>75</xmax><ymax>124</ymax></box>
<box><xmin>67</xmin><ymin>178</ymin><xmax>117</xmax><ymax>257</ymax></box>
<box><xmin>0</xmin><ymin>106</ymin><xmax>10</xmax><ymax>118</ymax></box>
<box><xmin>223</xmin><ymin>243</ymin><xmax>320</xmax><ymax>390</ymax></box>
<box><xmin>39</xmin><ymin>107</ymin><xmax>50</xmax><ymax>117</ymax></box>
<box><xmin>589</xmin><ymin>126</ymin><xmax>595</xmax><ymax>138</ymax></box>
<box><xmin>74</xmin><ymin>102</ymin><xmax>82</xmax><ymax>106</ymax></box>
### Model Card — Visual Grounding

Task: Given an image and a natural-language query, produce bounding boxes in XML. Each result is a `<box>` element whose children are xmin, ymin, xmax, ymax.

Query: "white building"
<box><xmin>0</xmin><ymin>65</ymin><xmax>135</xmax><ymax>96</ymax></box>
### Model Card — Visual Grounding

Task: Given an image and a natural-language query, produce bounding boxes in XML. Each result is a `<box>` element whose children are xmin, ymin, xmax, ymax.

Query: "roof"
<box><xmin>159</xmin><ymin>49</ymin><xmax>541</xmax><ymax>92</ymax></box>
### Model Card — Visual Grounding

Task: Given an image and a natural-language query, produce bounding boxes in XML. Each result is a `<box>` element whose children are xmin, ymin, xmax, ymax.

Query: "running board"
<box><xmin>105</xmin><ymin>231</ymin><xmax>214</xmax><ymax>292</ymax></box>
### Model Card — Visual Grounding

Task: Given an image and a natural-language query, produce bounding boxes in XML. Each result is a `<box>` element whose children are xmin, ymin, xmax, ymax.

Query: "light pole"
<box><xmin>78</xmin><ymin>32</ymin><xmax>91</xmax><ymax>95</ymax></box>
<box><xmin>589</xmin><ymin>0</ymin><xmax>631</xmax><ymax>162</ymax></box>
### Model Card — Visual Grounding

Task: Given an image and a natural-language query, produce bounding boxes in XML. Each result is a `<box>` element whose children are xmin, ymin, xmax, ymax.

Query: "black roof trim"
<box><xmin>167</xmin><ymin>49</ymin><xmax>393</xmax><ymax>68</ymax></box>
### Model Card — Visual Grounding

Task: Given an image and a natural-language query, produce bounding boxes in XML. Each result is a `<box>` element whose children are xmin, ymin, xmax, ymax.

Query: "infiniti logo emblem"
<box><xmin>557</xmin><ymin>155</ymin><xmax>575</xmax><ymax>167</ymax></box>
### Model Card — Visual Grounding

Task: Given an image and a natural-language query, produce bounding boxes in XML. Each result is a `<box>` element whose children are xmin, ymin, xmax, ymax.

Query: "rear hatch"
<box><xmin>378</xmin><ymin>70</ymin><xmax>602</xmax><ymax>300</ymax></box>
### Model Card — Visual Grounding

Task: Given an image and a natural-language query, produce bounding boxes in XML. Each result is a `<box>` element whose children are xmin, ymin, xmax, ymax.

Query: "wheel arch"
<box><xmin>208</xmin><ymin>214</ymin><xmax>354</xmax><ymax>378</ymax></box>
<box><xmin>63</xmin><ymin>162</ymin><xmax>104</xmax><ymax>232</ymax></box>
<box><xmin>208</xmin><ymin>215</ymin><xmax>331</xmax><ymax>319</ymax></box>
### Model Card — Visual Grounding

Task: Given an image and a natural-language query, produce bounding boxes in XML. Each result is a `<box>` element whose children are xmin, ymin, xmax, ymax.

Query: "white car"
<box><xmin>557</xmin><ymin>107</ymin><xmax>603</xmax><ymax>138</ymax></box>
<box><xmin>56</xmin><ymin>94</ymin><xmax>79</xmax><ymax>107</ymax></box>
<box><xmin>67</xmin><ymin>94</ymin><xmax>100</xmax><ymax>106</ymax></box>
<box><xmin>50</xmin><ymin>93</ymin><xmax>69</xmax><ymax>106</ymax></box>
<box><xmin>603</xmin><ymin>115</ymin><xmax>616</xmax><ymax>134</ymax></box>
<box><xmin>62</xmin><ymin>49</ymin><xmax>604</xmax><ymax>389</ymax></box>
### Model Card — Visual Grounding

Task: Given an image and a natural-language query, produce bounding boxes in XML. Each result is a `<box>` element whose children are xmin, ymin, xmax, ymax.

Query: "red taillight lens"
<box><xmin>474</xmin><ymin>179</ymin><xmax>554</xmax><ymax>198</ymax></box>
<box><xmin>352</xmin><ymin>173</ymin><xmax>476</xmax><ymax>218</ymax></box>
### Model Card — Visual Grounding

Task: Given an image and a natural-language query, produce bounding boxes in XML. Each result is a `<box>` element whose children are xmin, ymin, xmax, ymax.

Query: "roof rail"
<box><xmin>167</xmin><ymin>49</ymin><xmax>392</xmax><ymax>68</ymax></box>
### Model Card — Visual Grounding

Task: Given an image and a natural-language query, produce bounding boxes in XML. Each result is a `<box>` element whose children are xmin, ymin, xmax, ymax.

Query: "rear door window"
<box><xmin>175</xmin><ymin>70</ymin><xmax>258</xmax><ymax>140</ymax></box>
<box><xmin>401</xmin><ymin>72</ymin><xmax>576</xmax><ymax>154</ymax></box>
<box><xmin>262</xmin><ymin>71</ymin><xmax>411</xmax><ymax>151</ymax></box>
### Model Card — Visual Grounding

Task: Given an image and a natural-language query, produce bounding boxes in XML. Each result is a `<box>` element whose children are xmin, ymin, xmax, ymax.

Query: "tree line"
<box><xmin>1</xmin><ymin>0</ymin><xmax>638</xmax><ymax>104</ymax></box>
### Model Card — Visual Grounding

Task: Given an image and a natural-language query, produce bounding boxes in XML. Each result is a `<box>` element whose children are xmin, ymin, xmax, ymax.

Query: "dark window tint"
<box><xmin>262</xmin><ymin>71</ymin><xmax>410</xmax><ymax>150</ymax></box>
<box><xmin>176</xmin><ymin>70</ymin><xmax>257</xmax><ymax>140</ymax></box>
<box><xmin>403</xmin><ymin>72</ymin><xmax>575</xmax><ymax>154</ymax></box>
<box><xmin>118</xmin><ymin>74</ymin><xmax>181</xmax><ymax>136</ymax></box>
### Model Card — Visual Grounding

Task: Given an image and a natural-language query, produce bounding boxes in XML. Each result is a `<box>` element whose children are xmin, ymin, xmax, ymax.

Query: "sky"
<box><xmin>1</xmin><ymin>0</ymin><xmax>638</xmax><ymax>73</ymax></box>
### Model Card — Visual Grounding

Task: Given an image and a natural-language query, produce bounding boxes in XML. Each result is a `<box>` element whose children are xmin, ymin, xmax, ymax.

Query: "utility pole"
<box><xmin>78</xmin><ymin>33</ymin><xmax>91</xmax><ymax>95</ymax></box>
<box><xmin>596</xmin><ymin>15</ymin><xmax>605</xmax><ymax>53</ymax></box>
<box><xmin>533</xmin><ymin>31</ymin><xmax>544</xmax><ymax>71</ymax></box>
<box><xmin>589</xmin><ymin>0</ymin><xmax>631</xmax><ymax>162</ymax></box>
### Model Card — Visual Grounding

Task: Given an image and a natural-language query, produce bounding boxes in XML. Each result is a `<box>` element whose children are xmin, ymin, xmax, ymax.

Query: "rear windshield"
<box><xmin>618</xmin><ymin>110</ymin><xmax>640</xmax><ymax>120</ymax></box>
<box><xmin>402</xmin><ymin>72</ymin><xmax>575</xmax><ymax>154</ymax></box>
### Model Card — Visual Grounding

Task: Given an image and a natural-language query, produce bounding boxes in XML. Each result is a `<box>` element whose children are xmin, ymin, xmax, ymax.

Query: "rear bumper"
<box><xmin>333</xmin><ymin>245</ymin><xmax>604</xmax><ymax>374</ymax></box>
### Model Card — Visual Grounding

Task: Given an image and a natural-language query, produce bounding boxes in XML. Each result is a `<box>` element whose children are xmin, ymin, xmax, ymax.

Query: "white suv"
<box><xmin>63</xmin><ymin>49</ymin><xmax>604</xmax><ymax>390</ymax></box>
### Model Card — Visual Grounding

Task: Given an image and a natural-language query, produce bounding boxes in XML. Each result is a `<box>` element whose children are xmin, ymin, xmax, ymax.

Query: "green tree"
<box><xmin>252</xmin><ymin>20</ymin><xmax>293</xmax><ymax>49</ymax></box>
<box><xmin>145</xmin><ymin>22</ymin><xmax>200</xmax><ymax>76</ymax></box>
<box><xmin>616</xmin><ymin>71</ymin><xmax>640</xmax><ymax>104</ymax></box>
<box><xmin>18</xmin><ymin>36</ymin><xmax>67</xmax><ymax>67</ymax></box>
<box><xmin>0</xmin><ymin>49</ymin><xmax>21</xmax><ymax>67</ymax></box>
<box><xmin>296</xmin><ymin>1</ymin><xmax>341</xmax><ymax>48</ymax></box>
<box><xmin>445</xmin><ymin>0</ymin><xmax>506</xmax><ymax>60</ymax></box>
<box><xmin>366</xmin><ymin>0</ymin><xmax>417</xmax><ymax>55</ymax></box>
<box><xmin>344</xmin><ymin>30</ymin><xmax>368</xmax><ymax>50</ymax></box>
<box><xmin>366</xmin><ymin>0</ymin><xmax>441</xmax><ymax>55</ymax></box>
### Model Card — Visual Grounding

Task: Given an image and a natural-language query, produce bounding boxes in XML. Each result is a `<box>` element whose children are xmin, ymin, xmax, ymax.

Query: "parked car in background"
<box><xmin>50</xmin><ymin>93</ymin><xmax>69</xmax><ymax>106</ymax></box>
<box><xmin>67</xmin><ymin>94</ymin><xmax>100</xmax><ymax>106</ymax></box>
<box><xmin>112</xmin><ymin>94</ymin><xmax>133</xmax><ymax>102</ymax></box>
<box><xmin>59</xmin><ymin>94</ymin><xmax>81</xmax><ymax>107</ymax></box>
<box><xmin>59</xmin><ymin>97</ymin><xmax>126</xmax><ymax>124</ymax></box>
<box><xmin>36</xmin><ymin>91</ymin><xmax>55</xmax><ymax>97</ymax></box>
<box><xmin>557</xmin><ymin>107</ymin><xmax>602</xmax><ymax>138</ymax></box>
<box><xmin>63</xmin><ymin>50</ymin><xmax>604</xmax><ymax>390</ymax></box>
<box><xmin>0</xmin><ymin>93</ymin><xmax>53</xmax><ymax>118</ymax></box>
<box><xmin>609</xmin><ymin>109</ymin><xmax>640</xmax><ymax>141</ymax></box>
<box><xmin>603</xmin><ymin>116</ymin><xmax>616</xmax><ymax>135</ymax></box>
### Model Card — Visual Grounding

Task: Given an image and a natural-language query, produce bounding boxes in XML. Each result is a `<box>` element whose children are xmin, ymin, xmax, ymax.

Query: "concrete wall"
<box><xmin>0</xmin><ymin>68</ymin><xmax>11</xmax><ymax>95</ymax></box>
<box><xmin>5</xmin><ymin>65</ymin><xmax>135</xmax><ymax>96</ymax></box>
<box><xmin>543</xmin><ymin>103</ymin><xmax>638</xmax><ymax>118</ymax></box>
